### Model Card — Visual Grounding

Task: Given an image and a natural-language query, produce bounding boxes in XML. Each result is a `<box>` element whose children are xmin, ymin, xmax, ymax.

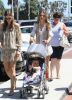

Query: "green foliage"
<box><xmin>30</xmin><ymin>0</ymin><xmax>39</xmax><ymax>16</ymax></box>
<box><xmin>8</xmin><ymin>0</ymin><xmax>12</xmax><ymax>5</ymax></box>
<box><xmin>50</xmin><ymin>1</ymin><xmax>67</xmax><ymax>17</ymax></box>
<box><xmin>19</xmin><ymin>0</ymin><xmax>39</xmax><ymax>19</ymax></box>
<box><xmin>8</xmin><ymin>0</ymin><xmax>18</xmax><ymax>6</ymax></box>
<box><xmin>0</xmin><ymin>0</ymin><xmax>5</xmax><ymax>18</ymax></box>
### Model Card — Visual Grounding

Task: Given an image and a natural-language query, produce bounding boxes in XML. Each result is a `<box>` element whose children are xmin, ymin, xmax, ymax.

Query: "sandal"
<box><xmin>48</xmin><ymin>78</ymin><xmax>53</xmax><ymax>82</ymax></box>
<box><xmin>8</xmin><ymin>90</ymin><xmax>14</xmax><ymax>96</ymax></box>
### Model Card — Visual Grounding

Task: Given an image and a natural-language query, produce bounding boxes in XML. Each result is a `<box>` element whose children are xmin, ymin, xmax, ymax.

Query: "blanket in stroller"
<box><xmin>23</xmin><ymin>67</ymin><xmax>41</xmax><ymax>84</ymax></box>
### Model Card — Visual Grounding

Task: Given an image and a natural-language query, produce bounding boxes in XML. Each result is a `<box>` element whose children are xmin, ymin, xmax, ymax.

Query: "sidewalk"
<box><xmin>0</xmin><ymin>51</ymin><xmax>72</xmax><ymax>100</ymax></box>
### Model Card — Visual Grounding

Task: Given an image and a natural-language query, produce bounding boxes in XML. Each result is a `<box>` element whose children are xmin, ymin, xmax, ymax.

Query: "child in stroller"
<box><xmin>23</xmin><ymin>58</ymin><xmax>41</xmax><ymax>84</ymax></box>
<box><xmin>19</xmin><ymin>52</ymin><xmax>49</xmax><ymax>99</ymax></box>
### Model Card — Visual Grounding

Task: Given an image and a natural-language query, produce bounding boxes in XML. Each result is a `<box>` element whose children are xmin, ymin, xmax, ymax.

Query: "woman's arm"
<box><xmin>60</xmin><ymin>22</ymin><xmax>69</xmax><ymax>36</ymax></box>
<box><xmin>0</xmin><ymin>23</ymin><xmax>3</xmax><ymax>47</ymax></box>
<box><xmin>43</xmin><ymin>30</ymin><xmax>53</xmax><ymax>44</ymax></box>
<box><xmin>30</xmin><ymin>35</ymin><xmax>36</xmax><ymax>44</ymax></box>
<box><xmin>15</xmin><ymin>23</ymin><xmax>22</xmax><ymax>52</ymax></box>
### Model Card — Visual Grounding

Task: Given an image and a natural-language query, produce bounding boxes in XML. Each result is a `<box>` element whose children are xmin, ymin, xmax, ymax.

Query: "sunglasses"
<box><xmin>6</xmin><ymin>17</ymin><xmax>12</xmax><ymax>20</ymax></box>
<box><xmin>40</xmin><ymin>15</ymin><xmax>45</xmax><ymax>17</ymax></box>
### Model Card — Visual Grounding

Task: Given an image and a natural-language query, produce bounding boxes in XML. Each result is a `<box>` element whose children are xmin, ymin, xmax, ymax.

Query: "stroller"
<box><xmin>19</xmin><ymin>44</ymin><xmax>49</xmax><ymax>99</ymax></box>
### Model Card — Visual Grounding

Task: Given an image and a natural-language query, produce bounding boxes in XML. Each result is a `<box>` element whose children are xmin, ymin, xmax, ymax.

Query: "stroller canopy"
<box><xmin>27</xmin><ymin>44</ymin><xmax>48</xmax><ymax>58</ymax></box>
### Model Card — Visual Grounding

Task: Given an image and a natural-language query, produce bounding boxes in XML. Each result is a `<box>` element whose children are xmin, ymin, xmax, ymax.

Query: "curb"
<box><xmin>60</xmin><ymin>82</ymin><xmax>72</xmax><ymax>100</ymax></box>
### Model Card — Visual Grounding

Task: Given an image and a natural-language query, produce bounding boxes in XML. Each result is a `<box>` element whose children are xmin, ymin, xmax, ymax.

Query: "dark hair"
<box><xmin>53</xmin><ymin>12</ymin><xmax>62</xmax><ymax>18</ymax></box>
<box><xmin>3</xmin><ymin>10</ymin><xmax>14</xmax><ymax>31</ymax></box>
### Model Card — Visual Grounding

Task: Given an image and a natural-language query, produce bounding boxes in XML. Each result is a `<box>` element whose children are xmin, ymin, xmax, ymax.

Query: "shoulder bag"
<box><xmin>60</xmin><ymin>34</ymin><xmax>70</xmax><ymax>48</ymax></box>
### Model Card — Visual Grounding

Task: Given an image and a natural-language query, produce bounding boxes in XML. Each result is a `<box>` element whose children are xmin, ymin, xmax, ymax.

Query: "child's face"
<box><xmin>32</xmin><ymin>60</ymin><xmax>39</xmax><ymax>67</ymax></box>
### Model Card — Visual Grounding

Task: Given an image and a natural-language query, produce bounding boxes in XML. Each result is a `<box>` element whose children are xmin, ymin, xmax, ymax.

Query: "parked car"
<box><xmin>20</xmin><ymin>25</ymin><xmax>34</xmax><ymax>43</ymax></box>
<box><xmin>19</xmin><ymin>19</ymin><xmax>37</xmax><ymax>26</ymax></box>
<box><xmin>64</xmin><ymin>21</ymin><xmax>72</xmax><ymax>43</ymax></box>
<box><xmin>20</xmin><ymin>25</ymin><xmax>34</xmax><ymax>61</ymax></box>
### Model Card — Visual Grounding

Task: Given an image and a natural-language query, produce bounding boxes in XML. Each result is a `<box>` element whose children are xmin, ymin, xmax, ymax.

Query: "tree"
<box><xmin>0</xmin><ymin>0</ymin><xmax>5</xmax><ymax>19</ymax></box>
<box><xmin>0</xmin><ymin>0</ymin><xmax>4</xmax><ymax>9</ymax></box>
<box><xmin>30</xmin><ymin>0</ymin><xmax>39</xmax><ymax>19</ymax></box>
<box><xmin>8</xmin><ymin>0</ymin><xmax>12</xmax><ymax>5</ymax></box>
<box><xmin>19</xmin><ymin>0</ymin><xmax>39</xmax><ymax>19</ymax></box>
<box><xmin>8</xmin><ymin>0</ymin><xmax>18</xmax><ymax>6</ymax></box>
<box><xmin>48</xmin><ymin>1</ymin><xmax>67</xmax><ymax>19</ymax></box>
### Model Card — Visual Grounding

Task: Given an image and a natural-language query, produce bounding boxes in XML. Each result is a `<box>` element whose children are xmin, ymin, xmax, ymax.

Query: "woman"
<box><xmin>30</xmin><ymin>8</ymin><xmax>53</xmax><ymax>80</ymax></box>
<box><xmin>50</xmin><ymin>12</ymin><xmax>69</xmax><ymax>80</ymax></box>
<box><xmin>0</xmin><ymin>10</ymin><xmax>22</xmax><ymax>95</ymax></box>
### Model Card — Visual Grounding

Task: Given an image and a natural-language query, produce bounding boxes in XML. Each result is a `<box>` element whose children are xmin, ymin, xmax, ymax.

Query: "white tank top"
<box><xmin>50</xmin><ymin>22</ymin><xmax>63</xmax><ymax>47</ymax></box>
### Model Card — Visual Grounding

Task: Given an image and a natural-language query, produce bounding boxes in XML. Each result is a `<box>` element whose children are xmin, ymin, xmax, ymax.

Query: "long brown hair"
<box><xmin>3</xmin><ymin>10</ymin><xmax>14</xmax><ymax>31</ymax></box>
<box><xmin>37</xmin><ymin>8</ymin><xmax>51</xmax><ymax>30</ymax></box>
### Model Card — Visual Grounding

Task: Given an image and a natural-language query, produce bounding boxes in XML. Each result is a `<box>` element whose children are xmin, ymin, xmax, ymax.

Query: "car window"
<box><xmin>21</xmin><ymin>22</ymin><xmax>35</xmax><ymax>26</ymax></box>
<box><xmin>64</xmin><ymin>22</ymin><xmax>72</xmax><ymax>27</ymax></box>
<box><xmin>21</xmin><ymin>27</ymin><xmax>33</xmax><ymax>33</ymax></box>
<box><xmin>20</xmin><ymin>20</ymin><xmax>37</xmax><ymax>26</ymax></box>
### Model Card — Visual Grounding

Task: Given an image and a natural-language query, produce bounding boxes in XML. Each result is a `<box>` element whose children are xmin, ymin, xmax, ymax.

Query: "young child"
<box><xmin>23</xmin><ymin>59</ymin><xmax>41</xmax><ymax>84</ymax></box>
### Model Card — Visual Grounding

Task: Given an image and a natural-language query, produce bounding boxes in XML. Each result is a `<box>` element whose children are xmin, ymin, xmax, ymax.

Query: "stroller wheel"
<box><xmin>19</xmin><ymin>90</ymin><xmax>22</xmax><ymax>98</ymax></box>
<box><xmin>44</xmin><ymin>86</ymin><xmax>49</xmax><ymax>94</ymax></box>
<box><xmin>30</xmin><ymin>88</ymin><xmax>32</xmax><ymax>94</ymax></box>
<box><xmin>65</xmin><ymin>88</ymin><xmax>69</xmax><ymax>94</ymax></box>
<box><xmin>41</xmin><ymin>90</ymin><xmax>45</xmax><ymax>99</ymax></box>
<box><xmin>37</xmin><ymin>90</ymin><xmax>40</xmax><ymax>99</ymax></box>
<box><xmin>26</xmin><ymin>86</ymin><xmax>32</xmax><ymax>94</ymax></box>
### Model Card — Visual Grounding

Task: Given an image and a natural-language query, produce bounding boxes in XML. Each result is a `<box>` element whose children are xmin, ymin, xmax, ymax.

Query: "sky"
<box><xmin>2</xmin><ymin>0</ymin><xmax>43</xmax><ymax>8</ymax></box>
<box><xmin>2</xmin><ymin>0</ymin><xmax>11</xmax><ymax>8</ymax></box>
<box><xmin>2</xmin><ymin>0</ymin><xmax>24</xmax><ymax>8</ymax></box>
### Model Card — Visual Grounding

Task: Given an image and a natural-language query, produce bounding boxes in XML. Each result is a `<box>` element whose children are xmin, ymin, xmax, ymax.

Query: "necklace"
<box><xmin>39</xmin><ymin>24</ymin><xmax>45</xmax><ymax>33</ymax></box>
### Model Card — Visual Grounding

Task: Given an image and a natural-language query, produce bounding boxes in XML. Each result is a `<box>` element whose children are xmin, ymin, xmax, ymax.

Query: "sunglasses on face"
<box><xmin>6</xmin><ymin>17</ymin><xmax>12</xmax><ymax>20</ymax></box>
<box><xmin>40</xmin><ymin>14</ymin><xmax>45</xmax><ymax>17</ymax></box>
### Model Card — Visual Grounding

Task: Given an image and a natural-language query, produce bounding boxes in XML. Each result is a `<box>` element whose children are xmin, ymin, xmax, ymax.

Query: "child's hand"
<box><xmin>32</xmin><ymin>73</ymin><xmax>36</xmax><ymax>79</ymax></box>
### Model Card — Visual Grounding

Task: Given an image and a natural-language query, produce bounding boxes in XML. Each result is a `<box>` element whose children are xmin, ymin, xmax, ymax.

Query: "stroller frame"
<box><xmin>19</xmin><ymin>52</ymin><xmax>49</xmax><ymax>99</ymax></box>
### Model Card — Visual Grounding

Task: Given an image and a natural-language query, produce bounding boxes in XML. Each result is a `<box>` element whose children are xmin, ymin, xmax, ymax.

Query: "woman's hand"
<box><xmin>16</xmin><ymin>51</ymin><xmax>21</xmax><ymax>58</ymax></box>
<box><xmin>0</xmin><ymin>42</ymin><xmax>2</xmax><ymax>48</ymax></box>
<box><xmin>14</xmin><ymin>51</ymin><xmax>21</xmax><ymax>62</ymax></box>
<box><xmin>42</xmin><ymin>40</ymin><xmax>48</xmax><ymax>44</ymax></box>
<box><xmin>30</xmin><ymin>36</ymin><xmax>36</xmax><ymax>44</ymax></box>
